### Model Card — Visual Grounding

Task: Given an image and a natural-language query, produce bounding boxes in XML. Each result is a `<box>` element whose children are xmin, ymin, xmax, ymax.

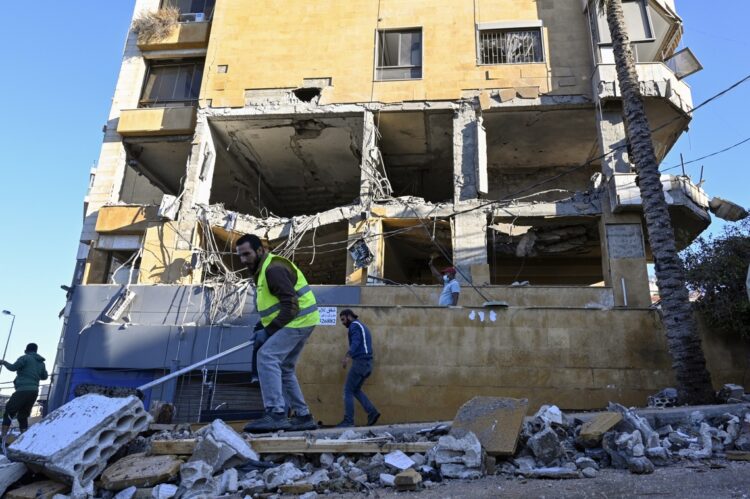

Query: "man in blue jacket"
<box><xmin>338</xmin><ymin>309</ymin><xmax>380</xmax><ymax>427</ymax></box>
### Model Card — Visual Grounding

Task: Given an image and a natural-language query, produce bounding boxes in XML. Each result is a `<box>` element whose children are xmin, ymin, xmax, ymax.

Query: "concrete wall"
<box><xmin>298</xmin><ymin>306</ymin><xmax>750</xmax><ymax>425</ymax></box>
<box><xmin>202</xmin><ymin>0</ymin><xmax>593</xmax><ymax>107</ymax></box>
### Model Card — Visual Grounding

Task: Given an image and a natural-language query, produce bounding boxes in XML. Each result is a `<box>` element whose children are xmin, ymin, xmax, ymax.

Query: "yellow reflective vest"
<box><xmin>256</xmin><ymin>254</ymin><xmax>319</xmax><ymax>329</ymax></box>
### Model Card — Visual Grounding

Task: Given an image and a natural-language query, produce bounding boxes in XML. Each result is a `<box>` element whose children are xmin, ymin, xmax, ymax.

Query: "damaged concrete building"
<box><xmin>49</xmin><ymin>0</ymin><xmax>750</xmax><ymax>424</ymax></box>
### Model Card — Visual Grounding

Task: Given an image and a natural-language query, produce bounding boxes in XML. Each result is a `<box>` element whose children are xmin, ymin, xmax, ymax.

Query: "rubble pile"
<box><xmin>1</xmin><ymin>386</ymin><xmax>749</xmax><ymax>498</ymax></box>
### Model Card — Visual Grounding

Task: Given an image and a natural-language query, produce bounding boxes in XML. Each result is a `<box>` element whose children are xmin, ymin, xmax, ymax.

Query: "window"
<box><xmin>595</xmin><ymin>0</ymin><xmax>653</xmax><ymax>44</ymax></box>
<box><xmin>162</xmin><ymin>0</ymin><xmax>215</xmax><ymax>21</ymax></box>
<box><xmin>479</xmin><ymin>28</ymin><xmax>543</xmax><ymax>64</ymax></box>
<box><xmin>139</xmin><ymin>60</ymin><xmax>203</xmax><ymax>108</ymax></box>
<box><xmin>376</xmin><ymin>29</ymin><xmax>422</xmax><ymax>80</ymax></box>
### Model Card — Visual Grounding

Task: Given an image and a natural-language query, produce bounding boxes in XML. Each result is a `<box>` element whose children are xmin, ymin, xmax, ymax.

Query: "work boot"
<box><xmin>367</xmin><ymin>411</ymin><xmax>381</xmax><ymax>426</ymax></box>
<box><xmin>243</xmin><ymin>411</ymin><xmax>292</xmax><ymax>433</ymax></box>
<box><xmin>289</xmin><ymin>413</ymin><xmax>318</xmax><ymax>431</ymax></box>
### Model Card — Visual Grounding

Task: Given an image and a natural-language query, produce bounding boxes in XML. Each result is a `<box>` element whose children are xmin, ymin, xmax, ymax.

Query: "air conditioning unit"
<box><xmin>103</xmin><ymin>288</ymin><xmax>136</xmax><ymax>322</ymax></box>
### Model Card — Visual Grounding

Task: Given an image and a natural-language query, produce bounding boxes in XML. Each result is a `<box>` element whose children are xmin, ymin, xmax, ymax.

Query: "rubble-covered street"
<box><xmin>2</xmin><ymin>391</ymin><xmax>750</xmax><ymax>498</ymax></box>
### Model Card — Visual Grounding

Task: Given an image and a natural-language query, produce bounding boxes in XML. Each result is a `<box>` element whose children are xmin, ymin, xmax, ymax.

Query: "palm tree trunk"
<box><xmin>602</xmin><ymin>0</ymin><xmax>714</xmax><ymax>404</ymax></box>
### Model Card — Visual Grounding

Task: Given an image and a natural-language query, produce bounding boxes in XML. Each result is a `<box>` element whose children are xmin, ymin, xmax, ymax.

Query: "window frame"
<box><xmin>593</xmin><ymin>0</ymin><xmax>656</xmax><ymax>46</ymax></box>
<box><xmin>160</xmin><ymin>0</ymin><xmax>216</xmax><ymax>21</ymax></box>
<box><xmin>138</xmin><ymin>59</ymin><xmax>204</xmax><ymax>108</ymax></box>
<box><xmin>475</xmin><ymin>21</ymin><xmax>546</xmax><ymax>66</ymax></box>
<box><xmin>374</xmin><ymin>27</ymin><xmax>424</xmax><ymax>82</ymax></box>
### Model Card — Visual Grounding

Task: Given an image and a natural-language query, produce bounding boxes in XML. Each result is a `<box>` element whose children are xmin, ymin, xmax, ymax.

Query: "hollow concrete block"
<box><xmin>7</xmin><ymin>394</ymin><xmax>152</xmax><ymax>490</ymax></box>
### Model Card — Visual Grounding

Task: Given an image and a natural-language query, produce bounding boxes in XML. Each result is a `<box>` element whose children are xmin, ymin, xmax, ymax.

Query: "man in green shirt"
<box><xmin>1</xmin><ymin>343</ymin><xmax>48</xmax><ymax>437</ymax></box>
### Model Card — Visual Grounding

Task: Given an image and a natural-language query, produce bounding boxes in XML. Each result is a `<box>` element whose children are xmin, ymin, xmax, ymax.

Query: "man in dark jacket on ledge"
<box><xmin>1</xmin><ymin>343</ymin><xmax>48</xmax><ymax>438</ymax></box>
<box><xmin>338</xmin><ymin>309</ymin><xmax>380</xmax><ymax>427</ymax></box>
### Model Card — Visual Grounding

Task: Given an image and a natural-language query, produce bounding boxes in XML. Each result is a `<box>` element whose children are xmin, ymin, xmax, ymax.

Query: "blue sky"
<box><xmin>0</xmin><ymin>2</ymin><xmax>748</xmax><ymax>392</ymax></box>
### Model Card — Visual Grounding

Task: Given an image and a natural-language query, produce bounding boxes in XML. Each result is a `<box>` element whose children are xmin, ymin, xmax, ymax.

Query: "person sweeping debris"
<box><xmin>337</xmin><ymin>309</ymin><xmax>380</xmax><ymax>427</ymax></box>
<box><xmin>236</xmin><ymin>234</ymin><xmax>320</xmax><ymax>432</ymax></box>
<box><xmin>1</xmin><ymin>343</ymin><xmax>48</xmax><ymax>440</ymax></box>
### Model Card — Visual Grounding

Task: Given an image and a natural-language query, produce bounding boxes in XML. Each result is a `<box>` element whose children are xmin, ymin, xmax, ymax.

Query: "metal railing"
<box><xmin>479</xmin><ymin>29</ymin><xmax>543</xmax><ymax>65</ymax></box>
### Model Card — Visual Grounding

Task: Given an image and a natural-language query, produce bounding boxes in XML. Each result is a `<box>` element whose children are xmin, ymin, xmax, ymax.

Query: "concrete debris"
<box><xmin>394</xmin><ymin>468</ymin><xmax>423</xmax><ymax>491</ymax></box>
<box><xmin>648</xmin><ymin>388</ymin><xmax>678</xmax><ymax>408</ymax></box>
<box><xmin>178</xmin><ymin>460</ymin><xmax>217</xmax><ymax>498</ymax></box>
<box><xmin>384</xmin><ymin>450</ymin><xmax>415</xmax><ymax>471</ymax></box>
<box><xmin>0</xmin><ymin>456</ymin><xmax>28</xmax><ymax>497</ymax></box>
<box><xmin>451</xmin><ymin>397</ymin><xmax>528</xmax><ymax>456</ymax></box>
<box><xmin>7</xmin><ymin>394</ymin><xmax>151</xmax><ymax>491</ymax></box>
<box><xmin>516</xmin><ymin>467</ymin><xmax>580</xmax><ymax>479</ymax></box>
<box><xmin>434</xmin><ymin>432</ymin><xmax>483</xmax><ymax>468</ymax></box>
<box><xmin>100</xmin><ymin>453</ymin><xmax>182</xmax><ymax>490</ymax></box>
<box><xmin>7</xmin><ymin>396</ymin><xmax>749</xmax><ymax>497</ymax></box>
<box><xmin>379</xmin><ymin>473</ymin><xmax>396</xmax><ymax>487</ymax></box>
<box><xmin>193</xmin><ymin>419</ymin><xmax>258</xmax><ymax>472</ymax></box>
<box><xmin>5</xmin><ymin>480</ymin><xmax>69</xmax><ymax>499</ymax></box>
<box><xmin>718</xmin><ymin>384</ymin><xmax>745</xmax><ymax>403</ymax></box>
<box><xmin>578</xmin><ymin>412</ymin><xmax>622</xmax><ymax>447</ymax></box>
<box><xmin>582</xmin><ymin>467</ymin><xmax>598</xmax><ymax>478</ymax></box>
<box><xmin>527</xmin><ymin>427</ymin><xmax>566</xmax><ymax>466</ymax></box>
<box><xmin>439</xmin><ymin>463</ymin><xmax>483</xmax><ymax>479</ymax></box>
<box><xmin>263</xmin><ymin>462</ymin><xmax>305</xmax><ymax>489</ymax></box>
<box><xmin>113</xmin><ymin>486</ymin><xmax>137</xmax><ymax>499</ymax></box>
<box><xmin>150</xmin><ymin>483</ymin><xmax>178</xmax><ymax>499</ymax></box>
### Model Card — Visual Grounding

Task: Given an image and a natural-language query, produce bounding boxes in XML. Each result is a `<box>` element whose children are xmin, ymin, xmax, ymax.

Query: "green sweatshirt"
<box><xmin>4</xmin><ymin>353</ymin><xmax>48</xmax><ymax>392</ymax></box>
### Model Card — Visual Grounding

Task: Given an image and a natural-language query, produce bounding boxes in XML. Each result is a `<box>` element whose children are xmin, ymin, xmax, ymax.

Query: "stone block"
<box><xmin>7</xmin><ymin>394</ymin><xmax>151</xmax><ymax>490</ymax></box>
<box><xmin>6</xmin><ymin>480</ymin><xmax>69</xmax><ymax>499</ymax></box>
<box><xmin>451</xmin><ymin>397</ymin><xmax>528</xmax><ymax>456</ymax></box>
<box><xmin>0</xmin><ymin>456</ymin><xmax>28</xmax><ymax>497</ymax></box>
<box><xmin>578</xmin><ymin>412</ymin><xmax>623</xmax><ymax>446</ymax></box>
<box><xmin>114</xmin><ymin>486</ymin><xmax>137</xmax><ymax>499</ymax></box>
<box><xmin>101</xmin><ymin>453</ymin><xmax>183</xmax><ymax>491</ymax></box>
<box><xmin>394</xmin><ymin>468</ymin><xmax>422</xmax><ymax>491</ymax></box>
<box><xmin>379</xmin><ymin>473</ymin><xmax>395</xmax><ymax>487</ymax></box>
<box><xmin>497</xmin><ymin>88</ymin><xmax>516</xmax><ymax>102</ymax></box>
<box><xmin>218</xmin><ymin>468</ymin><xmax>238</xmax><ymax>494</ymax></box>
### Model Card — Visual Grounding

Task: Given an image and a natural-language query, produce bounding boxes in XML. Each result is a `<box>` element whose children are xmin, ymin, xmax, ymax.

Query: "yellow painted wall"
<box><xmin>297</xmin><ymin>307</ymin><xmax>750</xmax><ymax>425</ymax></box>
<box><xmin>202</xmin><ymin>0</ymin><xmax>593</xmax><ymax>107</ymax></box>
<box><xmin>118</xmin><ymin>107</ymin><xmax>197</xmax><ymax>136</ymax></box>
<box><xmin>138</xmin><ymin>222</ymin><xmax>200</xmax><ymax>284</ymax></box>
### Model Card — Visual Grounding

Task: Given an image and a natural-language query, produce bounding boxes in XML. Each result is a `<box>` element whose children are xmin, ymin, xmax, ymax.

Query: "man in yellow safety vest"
<box><xmin>237</xmin><ymin>234</ymin><xmax>320</xmax><ymax>432</ymax></box>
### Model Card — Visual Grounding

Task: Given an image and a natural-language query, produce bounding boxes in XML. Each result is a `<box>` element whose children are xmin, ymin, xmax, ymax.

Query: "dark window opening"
<box><xmin>139</xmin><ymin>60</ymin><xmax>203</xmax><ymax>108</ymax></box>
<box><xmin>293</xmin><ymin>87</ymin><xmax>322</xmax><ymax>102</ymax></box>
<box><xmin>376</xmin><ymin>29</ymin><xmax>423</xmax><ymax>80</ymax></box>
<box><xmin>382</xmin><ymin>219</ymin><xmax>452</xmax><ymax>285</ymax></box>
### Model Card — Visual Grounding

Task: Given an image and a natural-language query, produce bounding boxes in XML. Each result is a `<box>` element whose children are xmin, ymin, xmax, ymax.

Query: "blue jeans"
<box><xmin>257</xmin><ymin>325</ymin><xmax>315</xmax><ymax>415</ymax></box>
<box><xmin>343</xmin><ymin>358</ymin><xmax>378</xmax><ymax>424</ymax></box>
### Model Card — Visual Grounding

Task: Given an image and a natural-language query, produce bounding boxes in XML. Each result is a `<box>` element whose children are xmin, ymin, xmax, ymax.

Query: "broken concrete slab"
<box><xmin>516</xmin><ymin>467</ymin><xmax>580</xmax><ymax>479</ymax></box>
<box><xmin>218</xmin><ymin>468</ymin><xmax>238</xmax><ymax>494</ymax></box>
<box><xmin>5</xmin><ymin>480</ymin><xmax>69</xmax><ymax>499</ymax></box>
<box><xmin>451</xmin><ymin>397</ymin><xmax>528</xmax><ymax>456</ymax></box>
<box><xmin>434</xmin><ymin>432</ymin><xmax>483</xmax><ymax>468</ymax></box>
<box><xmin>193</xmin><ymin>419</ymin><xmax>258</xmax><ymax>471</ymax></box>
<box><xmin>394</xmin><ymin>468</ymin><xmax>422</xmax><ymax>491</ymax></box>
<box><xmin>0</xmin><ymin>456</ymin><xmax>28</xmax><ymax>497</ymax></box>
<box><xmin>7</xmin><ymin>394</ymin><xmax>151</xmax><ymax>491</ymax></box>
<box><xmin>113</xmin><ymin>486</ymin><xmax>137</xmax><ymax>499</ymax></box>
<box><xmin>101</xmin><ymin>453</ymin><xmax>183</xmax><ymax>491</ymax></box>
<box><xmin>578</xmin><ymin>412</ymin><xmax>622</xmax><ymax>447</ymax></box>
<box><xmin>379</xmin><ymin>473</ymin><xmax>396</xmax><ymax>487</ymax></box>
